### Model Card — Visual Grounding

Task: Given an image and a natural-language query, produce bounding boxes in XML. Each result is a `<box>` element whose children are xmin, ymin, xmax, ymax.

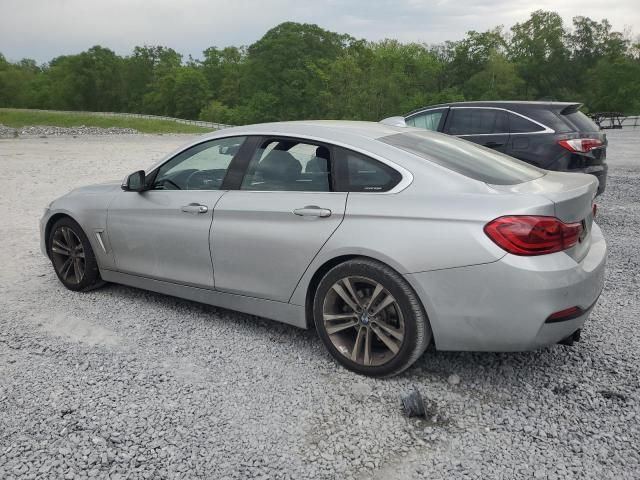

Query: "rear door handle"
<box><xmin>293</xmin><ymin>205</ymin><xmax>332</xmax><ymax>218</ymax></box>
<box><xmin>181</xmin><ymin>203</ymin><xmax>208</xmax><ymax>214</ymax></box>
<box><xmin>484</xmin><ymin>141</ymin><xmax>504</xmax><ymax>148</ymax></box>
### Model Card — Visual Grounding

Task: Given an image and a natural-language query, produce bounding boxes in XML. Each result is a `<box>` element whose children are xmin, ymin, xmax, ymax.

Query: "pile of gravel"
<box><xmin>0</xmin><ymin>124</ymin><xmax>138</xmax><ymax>137</ymax></box>
<box><xmin>0</xmin><ymin>124</ymin><xmax>19</xmax><ymax>137</ymax></box>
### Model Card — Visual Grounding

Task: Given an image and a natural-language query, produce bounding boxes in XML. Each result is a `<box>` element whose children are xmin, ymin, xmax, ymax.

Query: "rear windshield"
<box><xmin>380</xmin><ymin>131</ymin><xmax>545</xmax><ymax>185</ymax></box>
<box><xmin>561</xmin><ymin>111</ymin><xmax>600</xmax><ymax>132</ymax></box>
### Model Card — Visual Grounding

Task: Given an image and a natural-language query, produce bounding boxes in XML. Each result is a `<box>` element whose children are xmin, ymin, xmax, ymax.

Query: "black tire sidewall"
<box><xmin>48</xmin><ymin>217</ymin><xmax>101</xmax><ymax>291</ymax></box>
<box><xmin>313</xmin><ymin>259</ymin><xmax>426</xmax><ymax>377</ymax></box>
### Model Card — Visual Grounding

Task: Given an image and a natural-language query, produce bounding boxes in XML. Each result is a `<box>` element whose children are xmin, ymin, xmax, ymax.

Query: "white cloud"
<box><xmin>0</xmin><ymin>0</ymin><xmax>638</xmax><ymax>62</ymax></box>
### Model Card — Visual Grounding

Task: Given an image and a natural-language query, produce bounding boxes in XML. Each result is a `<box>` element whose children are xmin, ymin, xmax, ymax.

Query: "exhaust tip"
<box><xmin>558</xmin><ymin>329</ymin><xmax>581</xmax><ymax>346</ymax></box>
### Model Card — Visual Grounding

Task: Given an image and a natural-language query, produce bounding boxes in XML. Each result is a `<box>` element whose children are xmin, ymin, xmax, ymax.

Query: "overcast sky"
<box><xmin>1</xmin><ymin>0</ymin><xmax>638</xmax><ymax>63</ymax></box>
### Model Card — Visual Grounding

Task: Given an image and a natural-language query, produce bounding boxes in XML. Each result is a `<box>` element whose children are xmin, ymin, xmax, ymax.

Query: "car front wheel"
<box><xmin>48</xmin><ymin>217</ymin><xmax>104</xmax><ymax>291</ymax></box>
<box><xmin>313</xmin><ymin>258</ymin><xmax>431</xmax><ymax>377</ymax></box>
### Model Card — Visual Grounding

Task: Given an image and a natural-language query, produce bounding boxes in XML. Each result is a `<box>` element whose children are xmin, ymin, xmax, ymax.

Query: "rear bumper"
<box><xmin>405</xmin><ymin>223</ymin><xmax>607</xmax><ymax>351</ymax></box>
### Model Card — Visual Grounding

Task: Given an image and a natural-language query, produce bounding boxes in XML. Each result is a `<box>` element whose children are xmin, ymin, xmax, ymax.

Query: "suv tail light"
<box><xmin>484</xmin><ymin>216</ymin><xmax>583</xmax><ymax>256</ymax></box>
<box><xmin>558</xmin><ymin>138</ymin><xmax>603</xmax><ymax>153</ymax></box>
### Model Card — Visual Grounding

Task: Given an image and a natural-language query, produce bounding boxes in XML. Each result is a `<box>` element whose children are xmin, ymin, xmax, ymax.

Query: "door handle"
<box><xmin>293</xmin><ymin>205</ymin><xmax>332</xmax><ymax>218</ymax></box>
<box><xmin>484</xmin><ymin>141</ymin><xmax>504</xmax><ymax>148</ymax></box>
<box><xmin>181</xmin><ymin>203</ymin><xmax>208</xmax><ymax>214</ymax></box>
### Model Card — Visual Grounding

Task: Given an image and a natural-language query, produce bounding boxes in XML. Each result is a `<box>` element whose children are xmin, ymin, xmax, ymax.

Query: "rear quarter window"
<box><xmin>335</xmin><ymin>147</ymin><xmax>401</xmax><ymax>192</ymax></box>
<box><xmin>380</xmin><ymin>131</ymin><xmax>545</xmax><ymax>185</ymax></box>
<box><xmin>447</xmin><ymin>108</ymin><xmax>508</xmax><ymax>135</ymax></box>
<box><xmin>509</xmin><ymin>113</ymin><xmax>545</xmax><ymax>133</ymax></box>
<box><xmin>562</xmin><ymin>111</ymin><xmax>600</xmax><ymax>132</ymax></box>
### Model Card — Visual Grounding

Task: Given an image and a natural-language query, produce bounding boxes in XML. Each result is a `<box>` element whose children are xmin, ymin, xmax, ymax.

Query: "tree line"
<box><xmin>1</xmin><ymin>10</ymin><xmax>639</xmax><ymax>125</ymax></box>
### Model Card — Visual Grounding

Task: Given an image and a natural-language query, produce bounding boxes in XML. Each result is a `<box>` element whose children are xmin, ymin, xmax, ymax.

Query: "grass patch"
<box><xmin>0</xmin><ymin>109</ymin><xmax>212</xmax><ymax>134</ymax></box>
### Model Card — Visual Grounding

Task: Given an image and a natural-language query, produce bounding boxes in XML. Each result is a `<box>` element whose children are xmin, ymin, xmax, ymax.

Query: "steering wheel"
<box><xmin>186</xmin><ymin>170</ymin><xmax>222</xmax><ymax>190</ymax></box>
<box><xmin>156</xmin><ymin>178</ymin><xmax>181</xmax><ymax>190</ymax></box>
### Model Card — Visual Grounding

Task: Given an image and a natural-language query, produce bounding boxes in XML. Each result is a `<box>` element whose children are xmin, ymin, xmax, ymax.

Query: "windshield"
<box><xmin>379</xmin><ymin>131</ymin><xmax>545</xmax><ymax>185</ymax></box>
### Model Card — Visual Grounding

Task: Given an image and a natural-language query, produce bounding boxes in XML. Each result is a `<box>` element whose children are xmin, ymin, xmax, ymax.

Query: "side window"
<box><xmin>447</xmin><ymin>108</ymin><xmax>508</xmax><ymax>135</ymax></box>
<box><xmin>241</xmin><ymin>139</ymin><xmax>331</xmax><ymax>192</ymax></box>
<box><xmin>336</xmin><ymin>148</ymin><xmax>401</xmax><ymax>192</ymax></box>
<box><xmin>509</xmin><ymin>113</ymin><xmax>545</xmax><ymax>133</ymax></box>
<box><xmin>406</xmin><ymin>109</ymin><xmax>444</xmax><ymax>131</ymax></box>
<box><xmin>153</xmin><ymin>136</ymin><xmax>246</xmax><ymax>190</ymax></box>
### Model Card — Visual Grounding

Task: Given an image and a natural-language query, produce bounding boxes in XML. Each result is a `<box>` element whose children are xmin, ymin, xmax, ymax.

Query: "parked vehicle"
<box><xmin>41</xmin><ymin>121</ymin><xmax>606</xmax><ymax>377</ymax></box>
<box><xmin>384</xmin><ymin>101</ymin><xmax>608</xmax><ymax>194</ymax></box>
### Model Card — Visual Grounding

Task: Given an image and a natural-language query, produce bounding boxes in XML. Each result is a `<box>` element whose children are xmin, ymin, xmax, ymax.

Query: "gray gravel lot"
<box><xmin>1</xmin><ymin>130</ymin><xmax>639</xmax><ymax>479</ymax></box>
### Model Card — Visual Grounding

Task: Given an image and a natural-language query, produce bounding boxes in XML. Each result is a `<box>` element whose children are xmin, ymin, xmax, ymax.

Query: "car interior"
<box><xmin>242</xmin><ymin>141</ymin><xmax>331</xmax><ymax>191</ymax></box>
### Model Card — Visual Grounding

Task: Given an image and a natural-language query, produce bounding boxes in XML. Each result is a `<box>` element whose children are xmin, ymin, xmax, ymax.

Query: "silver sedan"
<box><xmin>40</xmin><ymin>121</ymin><xmax>607</xmax><ymax>377</ymax></box>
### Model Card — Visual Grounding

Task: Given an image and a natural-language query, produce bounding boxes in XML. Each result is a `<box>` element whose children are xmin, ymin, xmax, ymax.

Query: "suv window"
<box><xmin>562</xmin><ymin>111</ymin><xmax>600</xmax><ymax>132</ymax></box>
<box><xmin>379</xmin><ymin>131</ymin><xmax>544</xmax><ymax>185</ymax></box>
<box><xmin>509</xmin><ymin>113</ymin><xmax>545</xmax><ymax>133</ymax></box>
<box><xmin>335</xmin><ymin>148</ymin><xmax>401</xmax><ymax>192</ymax></box>
<box><xmin>241</xmin><ymin>139</ymin><xmax>331</xmax><ymax>191</ymax></box>
<box><xmin>447</xmin><ymin>108</ymin><xmax>508</xmax><ymax>135</ymax></box>
<box><xmin>406</xmin><ymin>109</ymin><xmax>445</xmax><ymax>131</ymax></box>
<box><xmin>153</xmin><ymin>136</ymin><xmax>245</xmax><ymax>190</ymax></box>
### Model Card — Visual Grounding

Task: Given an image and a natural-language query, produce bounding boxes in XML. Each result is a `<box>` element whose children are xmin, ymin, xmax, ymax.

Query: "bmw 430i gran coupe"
<box><xmin>40</xmin><ymin>121</ymin><xmax>607</xmax><ymax>377</ymax></box>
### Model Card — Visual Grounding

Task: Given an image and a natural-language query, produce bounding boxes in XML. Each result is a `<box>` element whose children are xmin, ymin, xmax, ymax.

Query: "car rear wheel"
<box><xmin>313</xmin><ymin>258</ymin><xmax>431</xmax><ymax>377</ymax></box>
<box><xmin>48</xmin><ymin>217</ymin><xmax>103</xmax><ymax>291</ymax></box>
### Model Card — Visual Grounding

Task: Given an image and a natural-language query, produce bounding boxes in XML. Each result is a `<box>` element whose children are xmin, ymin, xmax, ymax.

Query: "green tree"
<box><xmin>242</xmin><ymin>22</ymin><xmax>352</xmax><ymax>121</ymax></box>
<box><xmin>509</xmin><ymin>10</ymin><xmax>569</xmax><ymax>99</ymax></box>
<box><xmin>446</xmin><ymin>28</ymin><xmax>507</xmax><ymax>89</ymax></box>
<box><xmin>464</xmin><ymin>50</ymin><xmax>525</xmax><ymax>99</ymax></box>
<box><xmin>45</xmin><ymin>46</ymin><xmax>124</xmax><ymax>111</ymax></box>
<box><xmin>585</xmin><ymin>58</ymin><xmax>640</xmax><ymax>113</ymax></box>
<box><xmin>173</xmin><ymin>67</ymin><xmax>209</xmax><ymax>118</ymax></box>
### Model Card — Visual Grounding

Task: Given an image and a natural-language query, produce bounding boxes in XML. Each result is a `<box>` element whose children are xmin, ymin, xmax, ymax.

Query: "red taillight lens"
<box><xmin>484</xmin><ymin>216</ymin><xmax>583</xmax><ymax>256</ymax></box>
<box><xmin>558</xmin><ymin>138</ymin><xmax>603</xmax><ymax>153</ymax></box>
<box><xmin>592</xmin><ymin>203</ymin><xmax>597</xmax><ymax>218</ymax></box>
<box><xmin>546</xmin><ymin>306</ymin><xmax>583</xmax><ymax>323</ymax></box>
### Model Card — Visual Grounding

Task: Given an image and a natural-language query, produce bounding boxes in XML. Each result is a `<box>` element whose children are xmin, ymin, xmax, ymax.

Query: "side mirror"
<box><xmin>121</xmin><ymin>170</ymin><xmax>146</xmax><ymax>192</ymax></box>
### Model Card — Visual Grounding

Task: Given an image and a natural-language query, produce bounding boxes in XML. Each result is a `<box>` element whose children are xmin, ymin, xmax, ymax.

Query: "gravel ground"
<box><xmin>0</xmin><ymin>130</ymin><xmax>639</xmax><ymax>479</ymax></box>
<box><xmin>0</xmin><ymin>124</ymin><xmax>138</xmax><ymax>137</ymax></box>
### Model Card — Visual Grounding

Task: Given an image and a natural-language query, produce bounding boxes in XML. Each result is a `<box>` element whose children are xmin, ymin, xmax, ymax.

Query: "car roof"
<box><xmin>201</xmin><ymin>120</ymin><xmax>409</xmax><ymax>142</ymax></box>
<box><xmin>405</xmin><ymin>101</ymin><xmax>581</xmax><ymax>117</ymax></box>
<box><xmin>149</xmin><ymin>120</ymin><xmax>437</xmax><ymax>176</ymax></box>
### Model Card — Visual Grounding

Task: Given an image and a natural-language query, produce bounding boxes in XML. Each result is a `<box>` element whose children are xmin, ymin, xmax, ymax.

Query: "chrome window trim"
<box><xmin>449</xmin><ymin>106</ymin><xmax>555</xmax><ymax>135</ymax></box>
<box><xmin>147</xmin><ymin>132</ymin><xmax>413</xmax><ymax>195</ymax></box>
<box><xmin>405</xmin><ymin>107</ymin><xmax>448</xmax><ymax>121</ymax></box>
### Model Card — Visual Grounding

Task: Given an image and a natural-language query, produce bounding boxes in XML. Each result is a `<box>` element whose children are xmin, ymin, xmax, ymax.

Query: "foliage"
<box><xmin>1</xmin><ymin>11</ymin><xmax>639</xmax><ymax>124</ymax></box>
<box><xmin>0</xmin><ymin>108</ymin><xmax>211</xmax><ymax>133</ymax></box>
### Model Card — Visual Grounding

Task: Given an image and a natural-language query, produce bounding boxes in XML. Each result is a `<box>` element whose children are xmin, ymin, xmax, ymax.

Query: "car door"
<box><xmin>405</xmin><ymin>108</ymin><xmax>448</xmax><ymax>132</ymax></box>
<box><xmin>444</xmin><ymin>107</ymin><xmax>510</xmax><ymax>153</ymax></box>
<box><xmin>211</xmin><ymin>137</ymin><xmax>347</xmax><ymax>302</ymax></box>
<box><xmin>106</xmin><ymin>136</ymin><xmax>248</xmax><ymax>288</ymax></box>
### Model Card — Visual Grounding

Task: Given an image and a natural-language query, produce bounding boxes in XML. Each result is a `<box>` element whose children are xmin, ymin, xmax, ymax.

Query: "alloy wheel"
<box><xmin>322</xmin><ymin>276</ymin><xmax>405</xmax><ymax>366</ymax></box>
<box><xmin>51</xmin><ymin>226</ymin><xmax>86</xmax><ymax>285</ymax></box>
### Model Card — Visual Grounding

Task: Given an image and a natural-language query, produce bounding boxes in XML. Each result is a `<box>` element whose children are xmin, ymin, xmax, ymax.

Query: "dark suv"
<box><xmin>399</xmin><ymin>101</ymin><xmax>608</xmax><ymax>194</ymax></box>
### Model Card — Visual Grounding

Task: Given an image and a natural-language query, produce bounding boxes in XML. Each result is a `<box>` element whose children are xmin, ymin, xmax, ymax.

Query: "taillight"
<box><xmin>558</xmin><ymin>138</ymin><xmax>603</xmax><ymax>153</ymax></box>
<box><xmin>546</xmin><ymin>306</ymin><xmax>584</xmax><ymax>323</ymax></box>
<box><xmin>484</xmin><ymin>216</ymin><xmax>583</xmax><ymax>256</ymax></box>
<box><xmin>592</xmin><ymin>203</ymin><xmax>597</xmax><ymax>218</ymax></box>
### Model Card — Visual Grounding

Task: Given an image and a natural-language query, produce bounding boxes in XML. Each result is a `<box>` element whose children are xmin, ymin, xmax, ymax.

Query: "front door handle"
<box><xmin>181</xmin><ymin>203</ymin><xmax>208</xmax><ymax>214</ymax></box>
<box><xmin>293</xmin><ymin>205</ymin><xmax>332</xmax><ymax>218</ymax></box>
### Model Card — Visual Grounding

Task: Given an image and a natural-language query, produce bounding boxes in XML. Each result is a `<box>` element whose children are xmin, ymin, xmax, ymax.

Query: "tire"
<box><xmin>48</xmin><ymin>217</ymin><xmax>104</xmax><ymax>292</ymax></box>
<box><xmin>313</xmin><ymin>258</ymin><xmax>431</xmax><ymax>377</ymax></box>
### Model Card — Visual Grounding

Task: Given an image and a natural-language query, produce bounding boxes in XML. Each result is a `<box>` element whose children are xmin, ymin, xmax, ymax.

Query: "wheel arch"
<box><xmin>44</xmin><ymin>212</ymin><xmax>80</xmax><ymax>257</ymax></box>
<box><xmin>302</xmin><ymin>253</ymin><xmax>433</xmax><ymax>332</ymax></box>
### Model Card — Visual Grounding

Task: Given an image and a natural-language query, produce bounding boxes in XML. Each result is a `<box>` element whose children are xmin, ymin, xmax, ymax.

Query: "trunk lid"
<box><xmin>489</xmin><ymin>171</ymin><xmax>598</xmax><ymax>262</ymax></box>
